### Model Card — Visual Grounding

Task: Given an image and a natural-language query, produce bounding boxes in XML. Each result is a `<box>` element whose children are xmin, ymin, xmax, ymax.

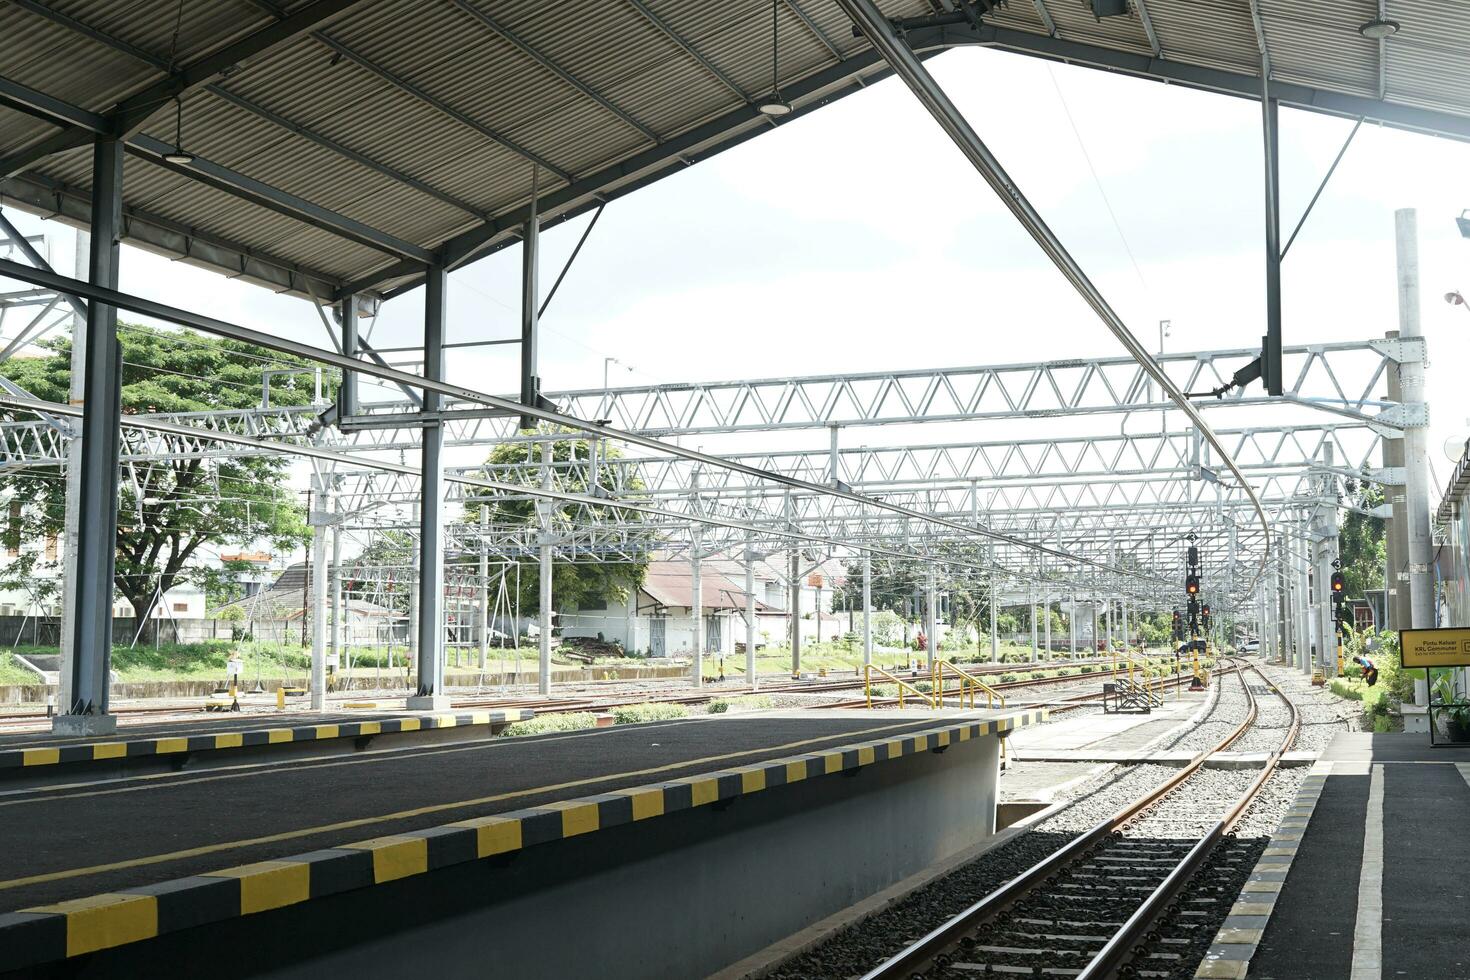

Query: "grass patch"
<box><xmin>0</xmin><ymin>652</ymin><xmax>40</xmax><ymax>685</ymax></box>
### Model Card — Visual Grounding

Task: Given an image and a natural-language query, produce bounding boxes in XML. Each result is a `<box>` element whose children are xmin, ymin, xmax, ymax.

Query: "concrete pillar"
<box><xmin>56</xmin><ymin>138</ymin><xmax>124</xmax><ymax>736</ymax></box>
<box><xmin>519</xmin><ymin>172</ymin><xmax>541</xmax><ymax>428</ymax></box>
<box><xmin>1104</xmin><ymin>597</ymin><xmax>1113</xmax><ymax>654</ymax></box>
<box><xmin>1395</xmin><ymin>210</ymin><xmax>1435</xmax><ymax>702</ymax></box>
<box><xmin>408</xmin><ymin>264</ymin><xmax>448</xmax><ymax>710</ymax></box>
<box><xmin>1069</xmin><ymin>594</ymin><xmax>1077</xmax><ymax>658</ymax></box>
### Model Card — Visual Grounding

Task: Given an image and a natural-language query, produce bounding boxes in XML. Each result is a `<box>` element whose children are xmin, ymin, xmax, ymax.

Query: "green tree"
<box><xmin>1339</xmin><ymin>481</ymin><xmax>1386</xmax><ymax>599</ymax></box>
<box><xmin>0</xmin><ymin>326</ymin><xmax>311</xmax><ymax>627</ymax></box>
<box><xmin>467</xmin><ymin>433</ymin><xmax>648</xmax><ymax>613</ymax></box>
<box><xmin>342</xmin><ymin>530</ymin><xmax>415</xmax><ymax>615</ymax></box>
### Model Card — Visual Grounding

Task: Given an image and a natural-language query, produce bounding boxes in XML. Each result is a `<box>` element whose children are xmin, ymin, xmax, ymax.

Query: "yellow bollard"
<box><xmin>276</xmin><ymin>687</ymin><xmax>285</xmax><ymax>711</ymax></box>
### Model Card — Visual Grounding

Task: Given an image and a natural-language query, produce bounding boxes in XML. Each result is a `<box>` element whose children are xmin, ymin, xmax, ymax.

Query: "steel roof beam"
<box><xmin>784</xmin><ymin>0</ymin><xmax>844</xmax><ymax>61</ymax></box>
<box><xmin>449</xmin><ymin>0</ymin><xmax>660</xmax><ymax>143</ymax></box>
<box><xmin>203</xmin><ymin>85</ymin><xmax>490</xmax><ymax>222</ymax></box>
<box><xmin>0</xmin><ymin>170</ymin><xmax>347</xmax><ymax>299</ymax></box>
<box><xmin>624</xmin><ymin>0</ymin><xmax>749</xmax><ymax>102</ymax></box>
<box><xmin>127</xmin><ymin>136</ymin><xmax>435</xmax><ymax>264</ymax></box>
<box><xmin>929</xmin><ymin>23</ymin><xmax>1470</xmax><ymax>142</ymax></box>
<box><xmin>3</xmin><ymin>81</ymin><xmax>432</xmax><ymax>267</ymax></box>
<box><xmin>309</xmin><ymin>32</ymin><xmax>571</xmax><ymax>182</ymax></box>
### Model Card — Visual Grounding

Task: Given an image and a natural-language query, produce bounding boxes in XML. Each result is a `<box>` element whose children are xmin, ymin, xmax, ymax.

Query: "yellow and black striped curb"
<box><xmin>0</xmin><ymin>709</ymin><xmax>1044</xmax><ymax>970</ymax></box>
<box><xmin>1193</xmin><ymin>761</ymin><xmax>1331</xmax><ymax>979</ymax></box>
<box><xmin>0</xmin><ymin>709</ymin><xmax>533</xmax><ymax>771</ymax></box>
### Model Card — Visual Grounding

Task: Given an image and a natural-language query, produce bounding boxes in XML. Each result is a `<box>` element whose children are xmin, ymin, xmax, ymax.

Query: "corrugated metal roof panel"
<box><xmin>1049</xmin><ymin>0</ymin><xmax>1153</xmax><ymax>53</ymax></box>
<box><xmin>7</xmin><ymin>0</ymin><xmax>1470</xmax><ymax>298</ymax></box>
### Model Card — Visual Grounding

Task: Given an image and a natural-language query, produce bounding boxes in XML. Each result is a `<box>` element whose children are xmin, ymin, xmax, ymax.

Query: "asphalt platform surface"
<box><xmin>0</xmin><ymin>713</ymin><xmax>964</xmax><ymax>913</ymax></box>
<box><xmin>1251</xmin><ymin>733</ymin><xmax>1470</xmax><ymax>979</ymax></box>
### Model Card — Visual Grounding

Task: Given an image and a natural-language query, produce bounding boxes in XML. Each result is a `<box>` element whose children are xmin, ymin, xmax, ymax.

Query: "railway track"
<box><xmin>857</xmin><ymin>660</ymin><xmax>1297</xmax><ymax>980</ymax></box>
<box><xmin>0</xmin><ymin>656</ymin><xmax>1171</xmax><ymax>733</ymax></box>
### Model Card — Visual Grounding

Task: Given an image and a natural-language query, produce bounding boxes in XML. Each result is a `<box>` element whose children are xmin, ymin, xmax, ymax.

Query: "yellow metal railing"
<box><xmin>931</xmin><ymin>660</ymin><xmax>1006</xmax><ymax>710</ymax></box>
<box><xmin>863</xmin><ymin>663</ymin><xmax>936</xmax><ymax>710</ymax></box>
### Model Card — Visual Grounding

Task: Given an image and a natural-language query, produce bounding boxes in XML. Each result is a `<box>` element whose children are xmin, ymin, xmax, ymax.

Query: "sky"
<box><xmin>5</xmin><ymin>43</ymin><xmax>1470</xmax><ymax>557</ymax></box>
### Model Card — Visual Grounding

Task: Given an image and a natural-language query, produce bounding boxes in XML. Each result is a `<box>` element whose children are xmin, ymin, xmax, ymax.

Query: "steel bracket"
<box><xmin>1368</xmin><ymin>336</ymin><xmax>1427</xmax><ymax>365</ymax></box>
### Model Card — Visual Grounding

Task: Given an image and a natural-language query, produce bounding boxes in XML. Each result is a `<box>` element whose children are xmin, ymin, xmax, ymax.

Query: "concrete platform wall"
<box><xmin>29</xmin><ymin>731</ymin><xmax>1001</xmax><ymax>980</ymax></box>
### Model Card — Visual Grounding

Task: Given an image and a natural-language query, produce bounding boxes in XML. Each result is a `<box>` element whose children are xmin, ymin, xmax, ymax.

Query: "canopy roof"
<box><xmin>3</xmin><ymin>0</ymin><xmax>1467</xmax><ymax>304</ymax></box>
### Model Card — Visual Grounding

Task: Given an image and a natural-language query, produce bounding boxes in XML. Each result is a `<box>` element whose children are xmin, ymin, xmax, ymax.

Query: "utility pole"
<box><xmin>746</xmin><ymin>537</ymin><xmax>759</xmax><ymax>689</ymax></box>
<box><xmin>537</xmin><ymin>440</ymin><xmax>553</xmax><ymax>697</ymax></box>
<box><xmin>861</xmin><ymin>550</ymin><xmax>873</xmax><ymax>670</ymax></box>
<box><xmin>1395</xmin><ymin>209</ymin><xmax>1435</xmax><ymax>705</ymax></box>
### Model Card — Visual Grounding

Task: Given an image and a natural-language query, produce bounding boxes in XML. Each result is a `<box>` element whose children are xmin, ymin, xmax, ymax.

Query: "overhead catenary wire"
<box><xmin>835</xmin><ymin>0</ymin><xmax>1272</xmax><ymax>603</ymax></box>
<box><xmin>0</xmin><ymin>257</ymin><xmax>1160</xmax><ymax>587</ymax></box>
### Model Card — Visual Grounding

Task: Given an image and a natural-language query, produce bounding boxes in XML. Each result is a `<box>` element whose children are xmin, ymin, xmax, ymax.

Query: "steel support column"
<box><xmin>519</xmin><ymin>178</ymin><xmax>540</xmax><ymax>429</ymax></box>
<box><xmin>408</xmin><ymin>264</ymin><xmax>448</xmax><ymax>709</ymax></box>
<box><xmin>1029</xmin><ymin>584</ymin><xmax>1038</xmax><ymax>663</ymax></box>
<box><xmin>1263</xmin><ymin>96</ymin><xmax>1283</xmax><ymax>394</ymax></box>
<box><xmin>57</xmin><ymin>227</ymin><xmax>88</xmax><ymax>717</ymax></box>
<box><xmin>1069</xmin><ymin>594</ymin><xmax>1077</xmax><ymax>658</ymax></box>
<box><xmin>1383</xmin><ymin>330</ymin><xmax>1409</xmax><ymax>632</ymax></box>
<box><xmin>746</xmin><ymin>539</ymin><xmax>759</xmax><ymax>689</ymax></box>
<box><xmin>538</xmin><ymin>440</ymin><xmax>553</xmax><ymax>697</ymax></box>
<box><xmin>1313</xmin><ymin>445</ymin><xmax>1339</xmax><ymax>678</ymax></box>
<box><xmin>338</xmin><ymin>293</ymin><xmax>360</xmax><ymax>417</ymax></box>
<box><xmin>478</xmin><ymin>507</ymin><xmax>489</xmax><ymax>671</ymax></box>
<box><xmin>789</xmin><ymin>550</ymin><xmax>801</xmax><ymax>677</ymax></box>
<box><xmin>691</xmin><ymin>532</ymin><xmax>703</xmax><ymax>688</ymax></box>
<box><xmin>862</xmin><ymin>550</ymin><xmax>873</xmax><ymax>669</ymax></box>
<box><xmin>56</xmin><ymin>138</ymin><xmax>123</xmax><ymax>735</ymax></box>
<box><xmin>926</xmin><ymin>566</ymin><xmax>938</xmax><ymax>663</ymax></box>
<box><xmin>1396</xmin><ymin>211</ymin><xmax>1435</xmax><ymax>628</ymax></box>
<box><xmin>330</xmin><ymin>498</ymin><xmax>342</xmax><ymax>677</ymax></box>
<box><xmin>989</xmin><ymin>572</ymin><xmax>998</xmax><ymax>662</ymax></box>
<box><xmin>309</xmin><ymin>476</ymin><xmax>329</xmax><ymax>711</ymax></box>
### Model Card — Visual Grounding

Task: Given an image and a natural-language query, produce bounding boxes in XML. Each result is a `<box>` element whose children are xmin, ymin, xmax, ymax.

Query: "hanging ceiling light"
<box><xmin>162</xmin><ymin>96</ymin><xmax>194</xmax><ymax>165</ymax></box>
<box><xmin>756</xmin><ymin>0</ymin><xmax>792</xmax><ymax>117</ymax></box>
<box><xmin>1358</xmin><ymin>17</ymin><xmax>1400</xmax><ymax>38</ymax></box>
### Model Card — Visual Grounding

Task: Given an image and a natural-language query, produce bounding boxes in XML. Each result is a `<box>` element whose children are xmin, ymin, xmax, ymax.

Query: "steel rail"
<box><xmin>0</xmin><ymin>258</ymin><xmax>1152</xmax><ymax>584</ymax></box>
<box><xmin>1081</xmin><ymin>662</ymin><xmax>1299</xmax><ymax>979</ymax></box>
<box><xmin>834</xmin><ymin>0</ymin><xmax>1272</xmax><ymax>607</ymax></box>
<box><xmin>859</xmin><ymin>659</ymin><xmax>1294</xmax><ymax>980</ymax></box>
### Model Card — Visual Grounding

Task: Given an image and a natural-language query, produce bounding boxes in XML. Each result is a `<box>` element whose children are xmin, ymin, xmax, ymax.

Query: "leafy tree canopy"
<box><xmin>1339</xmin><ymin>480</ymin><xmax>1386</xmax><ymax>599</ymax></box>
<box><xmin>466</xmin><ymin>432</ymin><xmax>649</xmax><ymax>612</ymax></box>
<box><xmin>0</xmin><ymin>325</ymin><xmax>311</xmax><ymax>619</ymax></box>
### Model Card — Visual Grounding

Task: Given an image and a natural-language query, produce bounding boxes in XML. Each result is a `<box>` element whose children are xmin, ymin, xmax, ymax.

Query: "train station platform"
<box><xmin>1195</xmin><ymin>732</ymin><xmax>1470</xmax><ymax>979</ymax></box>
<box><xmin>0</xmin><ymin>708</ymin><xmax>532</xmax><ymax>787</ymax></box>
<box><xmin>0</xmin><ymin>707</ymin><xmax>1043</xmax><ymax>979</ymax></box>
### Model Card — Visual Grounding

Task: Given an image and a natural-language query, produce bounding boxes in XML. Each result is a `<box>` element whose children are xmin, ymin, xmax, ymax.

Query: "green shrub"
<box><xmin>1329</xmin><ymin>679</ymin><xmax>1363</xmax><ymax>702</ymax></box>
<box><xmin>614</xmin><ymin>702</ymin><xmax>690</xmax><ymax>725</ymax></box>
<box><xmin>500</xmin><ymin>712</ymin><xmax>599</xmax><ymax>737</ymax></box>
<box><xmin>1000</xmin><ymin>672</ymin><xmax>1019</xmax><ymax>683</ymax></box>
<box><xmin>707</xmin><ymin>694</ymin><xmax>774</xmax><ymax>714</ymax></box>
<box><xmin>1079</xmin><ymin>664</ymin><xmax>1095</xmax><ymax>674</ymax></box>
<box><xmin>1028</xmin><ymin>670</ymin><xmax>1047</xmax><ymax>680</ymax></box>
